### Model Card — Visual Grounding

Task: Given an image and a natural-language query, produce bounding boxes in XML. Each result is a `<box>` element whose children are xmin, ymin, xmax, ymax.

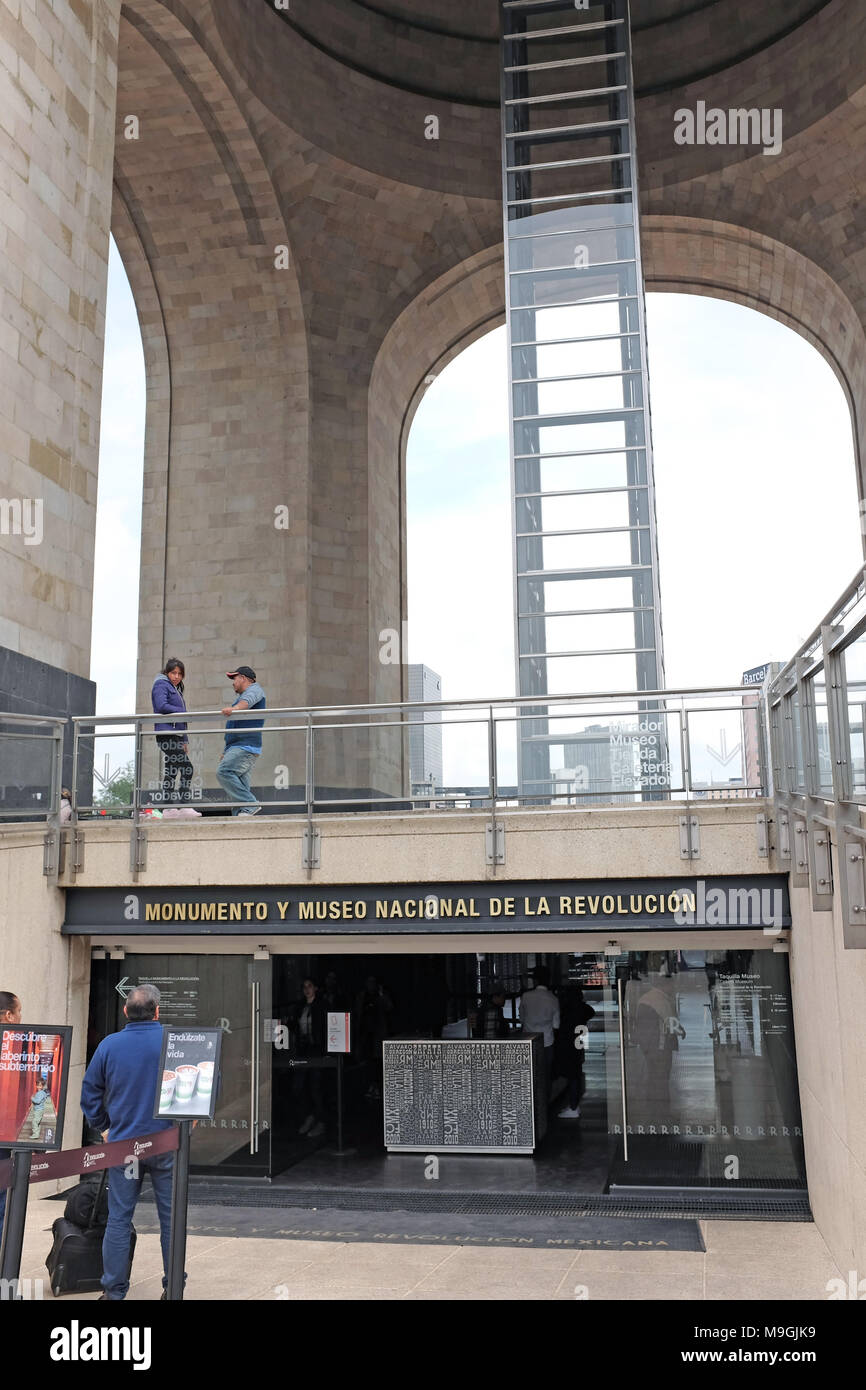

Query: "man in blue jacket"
<box><xmin>216</xmin><ymin>665</ymin><xmax>267</xmax><ymax>815</ymax></box>
<box><xmin>81</xmin><ymin>984</ymin><xmax>181</xmax><ymax>1301</ymax></box>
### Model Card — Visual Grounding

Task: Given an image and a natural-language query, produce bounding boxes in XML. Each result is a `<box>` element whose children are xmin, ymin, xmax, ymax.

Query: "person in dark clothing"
<box><xmin>354</xmin><ymin>976</ymin><xmax>393</xmax><ymax>1100</ymax></box>
<box><xmin>322</xmin><ymin>971</ymin><xmax>349</xmax><ymax>1012</ymax></box>
<box><xmin>151</xmin><ymin>659</ymin><xmax>193</xmax><ymax>804</ymax></box>
<box><xmin>474</xmin><ymin>986</ymin><xmax>509</xmax><ymax>1039</ymax></box>
<box><xmin>0</xmin><ymin>990</ymin><xmax>21</xmax><ymax>1246</ymax></box>
<box><xmin>556</xmin><ymin>985</ymin><xmax>596</xmax><ymax>1119</ymax></box>
<box><xmin>80</xmin><ymin>983</ymin><xmax>183</xmax><ymax>1301</ymax></box>
<box><xmin>292</xmin><ymin>978</ymin><xmax>328</xmax><ymax>1137</ymax></box>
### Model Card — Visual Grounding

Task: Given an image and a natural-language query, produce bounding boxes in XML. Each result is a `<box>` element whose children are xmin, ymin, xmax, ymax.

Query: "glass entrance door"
<box><xmin>608</xmin><ymin>949</ymin><xmax>805</xmax><ymax>1188</ymax></box>
<box><xmin>88</xmin><ymin>953</ymin><xmax>273</xmax><ymax>1177</ymax></box>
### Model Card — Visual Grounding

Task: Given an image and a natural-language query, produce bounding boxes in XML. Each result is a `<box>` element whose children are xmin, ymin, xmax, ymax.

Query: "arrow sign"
<box><xmin>706</xmin><ymin>730</ymin><xmax>742</xmax><ymax>768</ymax></box>
<box><xmin>115</xmin><ymin>976</ymin><xmax>132</xmax><ymax>999</ymax></box>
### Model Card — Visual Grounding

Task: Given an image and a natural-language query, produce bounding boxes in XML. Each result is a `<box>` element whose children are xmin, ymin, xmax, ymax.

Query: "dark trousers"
<box><xmin>566</xmin><ymin>1055</ymin><xmax>586</xmax><ymax>1111</ymax></box>
<box><xmin>102</xmin><ymin>1152</ymin><xmax>181</xmax><ymax>1300</ymax></box>
<box><xmin>157</xmin><ymin>735</ymin><xmax>193</xmax><ymax>803</ymax></box>
<box><xmin>293</xmin><ymin>1061</ymin><xmax>325</xmax><ymax>1123</ymax></box>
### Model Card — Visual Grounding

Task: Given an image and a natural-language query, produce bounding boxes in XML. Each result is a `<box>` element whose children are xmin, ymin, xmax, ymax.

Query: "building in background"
<box><xmin>408</xmin><ymin>664</ymin><xmax>443</xmax><ymax>798</ymax></box>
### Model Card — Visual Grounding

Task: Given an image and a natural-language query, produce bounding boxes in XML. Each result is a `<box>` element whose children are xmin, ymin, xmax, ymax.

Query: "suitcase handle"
<box><xmin>86</xmin><ymin>1169</ymin><xmax>109</xmax><ymax>1232</ymax></box>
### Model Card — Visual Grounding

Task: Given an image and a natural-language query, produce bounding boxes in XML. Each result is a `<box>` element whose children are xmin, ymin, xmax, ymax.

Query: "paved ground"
<box><xmin>13</xmin><ymin>1191</ymin><xmax>845</xmax><ymax>1301</ymax></box>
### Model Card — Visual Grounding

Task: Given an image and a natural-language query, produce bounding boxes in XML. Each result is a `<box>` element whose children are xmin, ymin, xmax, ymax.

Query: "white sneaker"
<box><xmin>298</xmin><ymin>1114</ymin><xmax>315</xmax><ymax>1135</ymax></box>
<box><xmin>238</xmin><ymin>806</ymin><xmax>261</xmax><ymax>816</ymax></box>
<box><xmin>558</xmin><ymin>1106</ymin><xmax>581</xmax><ymax>1119</ymax></box>
<box><xmin>307</xmin><ymin>1121</ymin><xmax>325</xmax><ymax>1138</ymax></box>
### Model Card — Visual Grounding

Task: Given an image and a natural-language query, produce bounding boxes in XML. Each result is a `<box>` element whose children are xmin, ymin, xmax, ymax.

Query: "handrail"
<box><xmin>68</xmin><ymin>683</ymin><xmax>762</xmax><ymax>726</ymax></box>
<box><xmin>0</xmin><ymin>684</ymin><xmax>768</xmax><ymax>830</ymax></box>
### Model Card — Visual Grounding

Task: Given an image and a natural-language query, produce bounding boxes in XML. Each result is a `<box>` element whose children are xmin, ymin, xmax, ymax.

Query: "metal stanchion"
<box><xmin>0</xmin><ymin>1152</ymin><xmax>31</xmax><ymax>1288</ymax></box>
<box><xmin>165</xmin><ymin>1121</ymin><xmax>191</xmax><ymax>1300</ymax></box>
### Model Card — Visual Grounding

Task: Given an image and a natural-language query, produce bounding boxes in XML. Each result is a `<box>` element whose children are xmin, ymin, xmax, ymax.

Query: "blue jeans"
<box><xmin>216</xmin><ymin>746</ymin><xmax>260</xmax><ymax>812</ymax></box>
<box><xmin>102</xmin><ymin>1152</ymin><xmax>178</xmax><ymax>1300</ymax></box>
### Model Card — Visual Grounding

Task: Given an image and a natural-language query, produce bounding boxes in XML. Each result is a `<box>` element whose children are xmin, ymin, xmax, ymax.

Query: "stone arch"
<box><xmin>367</xmin><ymin>249</ymin><xmax>505</xmax><ymax>699</ymax></box>
<box><xmin>641</xmin><ymin>216</ymin><xmax>866</xmax><ymax>528</ymax></box>
<box><xmin>112</xmin><ymin>0</ymin><xmax>310</xmax><ymax>715</ymax></box>
<box><xmin>371</xmin><ymin>215</ymin><xmax>866</xmax><ymax>696</ymax></box>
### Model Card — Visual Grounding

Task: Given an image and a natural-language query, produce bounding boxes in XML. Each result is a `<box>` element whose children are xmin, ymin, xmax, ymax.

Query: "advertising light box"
<box><xmin>0</xmin><ymin>1025</ymin><xmax>72</xmax><ymax>1150</ymax></box>
<box><xmin>154</xmin><ymin>1026</ymin><xmax>223</xmax><ymax>1121</ymax></box>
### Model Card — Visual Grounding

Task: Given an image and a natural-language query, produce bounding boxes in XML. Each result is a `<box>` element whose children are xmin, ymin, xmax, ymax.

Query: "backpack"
<box><xmin>63</xmin><ymin>1170</ymin><xmax>109</xmax><ymax>1229</ymax></box>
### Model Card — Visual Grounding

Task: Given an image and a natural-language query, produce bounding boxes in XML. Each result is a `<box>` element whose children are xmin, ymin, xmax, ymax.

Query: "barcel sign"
<box><xmin>63</xmin><ymin>877</ymin><xmax>789</xmax><ymax>936</ymax></box>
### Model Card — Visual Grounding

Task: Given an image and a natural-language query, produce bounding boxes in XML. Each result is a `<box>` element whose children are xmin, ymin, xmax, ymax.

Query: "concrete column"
<box><xmin>0</xmin><ymin>0</ymin><xmax>121</xmax><ymax>677</ymax></box>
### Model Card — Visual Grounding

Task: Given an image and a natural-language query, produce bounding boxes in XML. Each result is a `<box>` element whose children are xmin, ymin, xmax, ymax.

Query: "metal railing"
<box><xmin>767</xmin><ymin>563</ymin><xmax>866</xmax><ymax>947</ymax></box>
<box><xmin>0</xmin><ymin>713</ymin><xmax>64</xmax><ymax>821</ymax></box>
<box><xmin>0</xmin><ymin>685</ymin><xmax>769</xmax><ymax>877</ymax></box>
<box><xmin>0</xmin><ymin>684</ymin><xmax>766</xmax><ymax>821</ymax></box>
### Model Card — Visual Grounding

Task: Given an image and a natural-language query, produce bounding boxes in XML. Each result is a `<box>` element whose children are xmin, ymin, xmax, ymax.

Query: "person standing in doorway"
<box><xmin>0</xmin><ymin>991</ymin><xmax>22</xmax><ymax>1247</ymax></box>
<box><xmin>556</xmin><ymin>984</ymin><xmax>596</xmax><ymax>1119</ymax></box>
<box><xmin>520</xmin><ymin>966</ymin><xmax>560</xmax><ymax>1094</ymax></box>
<box><xmin>292</xmin><ymin>978</ymin><xmax>328</xmax><ymax>1139</ymax></box>
<box><xmin>80</xmin><ymin>984</ymin><xmax>183</xmax><ymax>1301</ymax></box>
<box><xmin>151</xmin><ymin>659</ymin><xmax>193</xmax><ymax>804</ymax></box>
<box><xmin>354</xmin><ymin>976</ymin><xmax>393</xmax><ymax>1100</ymax></box>
<box><xmin>474</xmin><ymin>986</ymin><xmax>509</xmax><ymax>1040</ymax></box>
<box><xmin>217</xmin><ymin>666</ymin><xmax>267</xmax><ymax>816</ymax></box>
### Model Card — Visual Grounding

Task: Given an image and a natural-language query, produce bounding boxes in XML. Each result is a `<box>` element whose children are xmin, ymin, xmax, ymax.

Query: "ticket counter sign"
<box><xmin>155</xmin><ymin>1027</ymin><xmax>222</xmax><ymax>1121</ymax></box>
<box><xmin>0</xmin><ymin>1024</ymin><xmax>72</xmax><ymax>1150</ymax></box>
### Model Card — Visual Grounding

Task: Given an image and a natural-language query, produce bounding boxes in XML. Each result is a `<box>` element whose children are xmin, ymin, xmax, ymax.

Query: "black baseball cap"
<box><xmin>226</xmin><ymin>665</ymin><xmax>256</xmax><ymax>681</ymax></box>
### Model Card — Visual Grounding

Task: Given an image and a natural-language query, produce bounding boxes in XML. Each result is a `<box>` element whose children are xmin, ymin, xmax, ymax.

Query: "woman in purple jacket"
<box><xmin>151</xmin><ymin>659</ymin><xmax>193</xmax><ymax>804</ymax></box>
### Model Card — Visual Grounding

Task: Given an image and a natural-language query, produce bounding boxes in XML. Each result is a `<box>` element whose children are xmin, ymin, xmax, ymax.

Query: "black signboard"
<box><xmin>63</xmin><ymin>876</ymin><xmax>791</xmax><ymax>936</ymax></box>
<box><xmin>0</xmin><ymin>1025</ymin><xmax>72</xmax><ymax>1151</ymax></box>
<box><xmin>154</xmin><ymin>1026</ymin><xmax>222</xmax><ymax>1121</ymax></box>
<box><xmin>383</xmin><ymin>1037</ymin><xmax>540</xmax><ymax>1153</ymax></box>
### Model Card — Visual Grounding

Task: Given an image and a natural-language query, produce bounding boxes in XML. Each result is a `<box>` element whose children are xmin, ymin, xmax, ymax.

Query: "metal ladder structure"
<box><xmin>500</xmin><ymin>0</ymin><xmax>665</xmax><ymax>800</ymax></box>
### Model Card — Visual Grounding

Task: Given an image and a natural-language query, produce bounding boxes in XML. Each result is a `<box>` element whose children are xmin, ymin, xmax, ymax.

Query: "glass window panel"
<box><xmin>525</xmin><ymin>451</ymin><xmax>645</xmax><ymax>493</ymax></box>
<box><xmin>810</xmin><ymin>670</ymin><xmax>833</xmax><ymax>793</ymax></box>
<box><xmin>513</xmin><ymin>336</ymin><xmax>640</xmax><ymax>380</ymax></box>
<box><xmin>507</xmin><ymin>2</ymin><xmax>611</xmax><ymax>36</ymax></box>
<box><xmin>511</xmin><ymin>55</ymin><xmax>627</xmax><ymax>107</ymax></box>
<box><xmin>521</xmin><ymin>652</ymin><xmax>639</xmax><ymax>694</ymax></box>
<box><xmin>508</xmin><ymin>200</ymin><xmax>634</xmax><ymax>242</ymax></box>
<box><xmin>537</xmin><ymin>490</ymin><xmax>636</xmax><ymax>531</ymax></box>
<box><xmin>508</xmin><ymin>155</ymin><xmax>630</xmax><ymax>207</ymax></box>
<box><xmin>843</xmin><ymin>633</ymin><xmax>866</xmax><ymax>793</ymax></box>
<box><xmin>508</xmin><ymin>225</ymin><xmax>635</xmax><ymax>274</ymax></box>
<box><xmin>521</xmin><ymin>372</ymin><xmax>642</xmax><ymax>416</ymax></box>
<box><xmin>687</xmin><ymin>709</ymin><xmax>749</xmax><ymax>790</ymax></box>
<box><xmin>512</xmin><ymin>298</ymin><xmax>638</xmax><ymax>344</ymax></box>
<box><xmin>521</xmin><ymin>611</ymin><xmax>638</xmax><ymax>654</ymax></box>
<box><xmin>532</xmin><ymin>574</ymin><xmax>640</xmax><ymax>611</ymax></box>
<box><xmin>518</xmin><ymin>529</ymin><xmax>640</xmax><ymax>573</ymax></box>
<box><xmin>516</xmin><ymin>415</ymin><xmax>645</xmax><ymax>457</ymax></box>
<box><xmin>510</xmin><ymin>261</ymin><xmax>637</xmax><ymax>310</ymax></box>
<box><xmin>509</xmin><ymin>128</ymin><xmax>630</xmax><ymax>172</ymax></box>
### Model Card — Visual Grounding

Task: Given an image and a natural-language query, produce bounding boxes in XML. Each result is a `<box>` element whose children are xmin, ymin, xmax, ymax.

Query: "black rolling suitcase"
<box><xmin>45</xmin><ymin>1171</ymin><xmax>136</xmax><ymax>1297</ymax></box>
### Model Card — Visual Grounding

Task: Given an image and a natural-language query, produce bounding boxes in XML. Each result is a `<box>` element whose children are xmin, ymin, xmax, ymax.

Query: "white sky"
<box><xmin>93</xmin><ymin>240</ymin><xmax>863</xmax><ymax>721</ymax></box>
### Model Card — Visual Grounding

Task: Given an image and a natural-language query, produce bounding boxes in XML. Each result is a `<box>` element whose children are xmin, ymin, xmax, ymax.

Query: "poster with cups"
<box><xmin>0</xmin><ymin>1024</ymin><xmax>72</xmax><ymax>1150</ymax></box>
<box><xmin>154</xmin><ymin>1027</ymin><xmax>222</xmax><ymax>1120</ymax></box>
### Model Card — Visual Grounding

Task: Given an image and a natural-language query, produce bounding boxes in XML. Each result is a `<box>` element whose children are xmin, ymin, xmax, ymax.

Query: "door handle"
<box><xmin>250</xmin><ymin>979</ymin><xmax>260</xmax><ymax>1154</ymax></box>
